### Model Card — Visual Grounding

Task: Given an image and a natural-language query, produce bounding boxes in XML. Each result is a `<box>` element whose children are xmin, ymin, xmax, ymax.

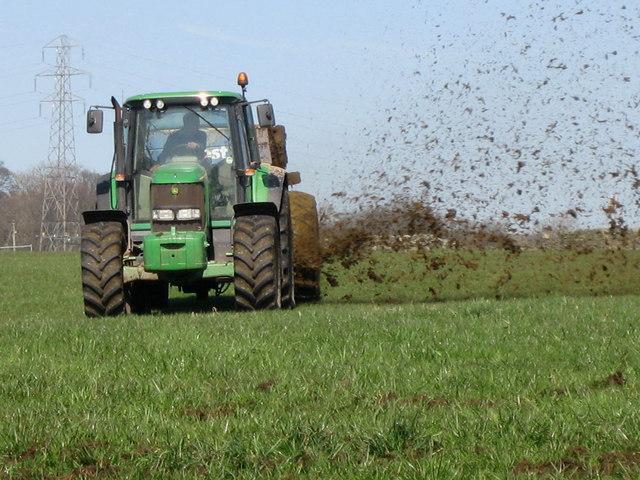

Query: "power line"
<box><xmin>85</xmin><ymin>43</ymin><xmax>343</xmax><ymax>116</ymax></box>
<box><xmin>0</xmin><ymin>116</ymin><xmax>42</xmax><ymax>127</ymax></box>
<box><xmin>86</xmin><ymin>42</ymin><xmax>231</xmax><ymax>84</ymax></box>
<box><xmin>83</xmin><ymin>43</ymin><xmax>358</xmax><ymax>136</ymax></box>
<box><xmin>0</xmin><ymin>40</ymin><xmax>47</xmax><ymax>50</ymax></box>
<box><xmin>278</xmin><ymin>111</ymin><xmax>351</xmax><ymax>134</ymax></box>
<box><xmin>0</xmin><ymin>90</ymin><xmax>38</xmax><ymax>100</ymax></box>
<box><xmin>0</xmin><ymin>62</ymin><xmax>42</xmax><ymax>71</ymax></box>
<box><xmin>84</xmin><ymin>59</ymin><xmax>181</xmax><ymax>89</ymax></box>
<box><xmin>0</xmin><ymin>98</ymin><xmax>40</xmax><ymax>109</ymax></box>
<box><xmin>0</xmin><ymin>121</ymin><xmax>48</xmax><ymax>134</ymax></box>
<box><xmin>0</xmin><ymin>65</ymin><xmax>43</xmax><ymax>80</ymax></box>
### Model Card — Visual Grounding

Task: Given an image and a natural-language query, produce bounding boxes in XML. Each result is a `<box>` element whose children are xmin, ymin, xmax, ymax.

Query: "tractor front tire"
<box><xmin>233</xmin><ymin>214</ymin><xmax>282</xmax><ymax>310</ymax></box>
<box><xmin>290</xmin><ymin>192</ymin><xmax>322</xmax><ymax>301</ymax></box>
<box><xmin>80</xmin><ymin>221</ymin><xmax>125</xmax><ymax>317</ymax></box>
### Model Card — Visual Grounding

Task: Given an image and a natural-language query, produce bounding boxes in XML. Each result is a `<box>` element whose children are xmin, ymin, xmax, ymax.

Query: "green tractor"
<box><xmin>81</xmin><ymin>73</ymin><xmax>321</xmax><ymax>315</ymax></box>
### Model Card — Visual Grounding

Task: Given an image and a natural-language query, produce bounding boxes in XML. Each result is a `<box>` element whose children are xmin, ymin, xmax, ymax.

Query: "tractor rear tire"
<box><xmin>280</xmin><ymin>190</ymin><xmax>295</xmax><ymax>308</ymax></box>
<box><xmin>233</xmin><ymin>214</ymin><xmax>282</xmax><ymax>310</ymax></box>
<box><xmin>80</xmin><ymin>221</ymin><xmax>125</xmax><ymax>317</ymax></box>
<box><xmin>290</xmin><ymin>192</ymin><xmax>322</xmax><ymax>301</ymax></box>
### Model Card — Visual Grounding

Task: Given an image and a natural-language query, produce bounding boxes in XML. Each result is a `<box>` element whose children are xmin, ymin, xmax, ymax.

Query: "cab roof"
<box><xmin>125</xmin><ymin>90</ymin><xmax>243</xmax><ymax>105</ymax></box>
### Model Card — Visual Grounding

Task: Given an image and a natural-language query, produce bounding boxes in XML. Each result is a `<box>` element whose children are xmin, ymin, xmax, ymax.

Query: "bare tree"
<box><xmin>0</xmin><ymin>165</ymin><xmax>99</xmax><ymax>248</ymax></box>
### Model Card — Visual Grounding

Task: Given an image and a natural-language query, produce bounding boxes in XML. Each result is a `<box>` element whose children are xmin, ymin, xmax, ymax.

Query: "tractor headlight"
<box><xmin>176</xmin><ymin>208</ymin><xmax>201</xmax><ymax>221</ymax></box>
<box><xmin>142</xmin><ymin>99</ymin><xmax>152</xmax><ymax>109</ymax></box>
<box><xmin>209</xmin><ymin>97</ymin><xmax>219</xmax><ymax>106</ymax></box>
<box><xmin>155</xmin><ymin>99</ymin><xmax>165</xmax><ymax>109</ymax></box>
<box><xmin>152</xmin><ymin>209</ymin><xmax>175</xmax><ymax>221</ymax></box>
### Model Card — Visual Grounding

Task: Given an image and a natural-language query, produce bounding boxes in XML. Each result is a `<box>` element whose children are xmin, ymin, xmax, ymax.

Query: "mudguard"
<box><xmin>82</xmin><ymin>209</ymin><xmax>128</xmax><ymax>226</ymax></box>
<box><xmin>261</xmin><ymin>164</ymin><xmax>287</xmax><ymax>211</ymax></box>
<box><xmin>82</xmin><ymin>210</ymin><xmax>129</xmax><ymax>250</ymax></box>
<box><xmin>233</xmin><ymin>202</ymin><xmax>279</xmax><ymax>218</ymax></box>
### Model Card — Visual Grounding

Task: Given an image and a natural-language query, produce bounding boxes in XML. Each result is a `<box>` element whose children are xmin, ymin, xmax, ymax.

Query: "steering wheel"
<box><xmin>167</xmin><ymin>142</ymin><xmax>202</xmax><ymax>157</ymax></box>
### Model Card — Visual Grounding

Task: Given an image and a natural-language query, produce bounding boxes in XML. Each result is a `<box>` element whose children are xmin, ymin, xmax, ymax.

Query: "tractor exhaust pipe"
<box><xmin>111</xmin><ymin>96</ymin><xmax>127</xmax><ymax>211</ymax></box>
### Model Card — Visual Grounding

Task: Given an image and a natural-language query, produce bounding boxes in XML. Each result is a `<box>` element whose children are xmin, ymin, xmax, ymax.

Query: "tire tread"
<box><xmin>80</xmin><ymin>221</ymin><xmax>125</xmax><ymax>317</ymax></box>
<box><xmin>233</xmin><ymin>215</ymin><xmax>281</xmax><ymax>310</ymax></box>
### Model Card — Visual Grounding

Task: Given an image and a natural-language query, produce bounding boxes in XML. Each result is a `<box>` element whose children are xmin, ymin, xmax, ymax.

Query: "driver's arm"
<box><xmin>191</xmin><ymin>130</ymin><xmax>207</xmax><ymax>157</ymax></box>
<box><xmin>194</xmin><ymin>130</ymin><xmax>207</xmax><ymax>149</ymax></box>
<box><xmin>158</xmin><ymin>131</ymin><xmax>178</xmax><ymax>162</ymax></box>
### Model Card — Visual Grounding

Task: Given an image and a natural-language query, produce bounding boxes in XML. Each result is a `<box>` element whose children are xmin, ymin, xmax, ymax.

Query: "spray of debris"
<box><xmin>319</xmin><ymin>1</ymin><xmax>640</xmax><ymax>302</ymax></box>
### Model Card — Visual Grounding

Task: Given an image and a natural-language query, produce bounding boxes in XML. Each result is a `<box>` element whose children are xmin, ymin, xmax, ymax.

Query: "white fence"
<box><xmin>0</xmin><ymin>244</ymin><xmax>33</xmax><ymax>252</ymax></box>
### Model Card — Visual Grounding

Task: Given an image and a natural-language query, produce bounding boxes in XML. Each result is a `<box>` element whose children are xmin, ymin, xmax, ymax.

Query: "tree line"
<box><xmin>0</xmin><ymin>161</ymin><xmax>99</xmax><ymax>249</ymax></box>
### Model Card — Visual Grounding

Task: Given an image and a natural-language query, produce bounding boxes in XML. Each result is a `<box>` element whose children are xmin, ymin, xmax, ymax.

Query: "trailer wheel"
<box><xmin>233</xmin><ymin>214</ymin><xmax>282</xmax><ymax>310</ymax></box>
<box><xmin>290</xmin><ymin>192</ymin><xmax>322</xmax><ymax>301</ymax></box>
<box><xmin>280</xmin><ymin>190</ymin><xmax>295</xmax><ymax>308</ymax></box>
<box><xmin>80</xmin><ymin>221</ymin><xmax>125</xmax><ymax>317</ymax></box>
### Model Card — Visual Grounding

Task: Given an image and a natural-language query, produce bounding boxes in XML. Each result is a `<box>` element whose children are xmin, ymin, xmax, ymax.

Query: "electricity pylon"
<box><xmin>37</xmin><ymin>35</ymin><xmax>88</xmax><ymax>251</ymax></box>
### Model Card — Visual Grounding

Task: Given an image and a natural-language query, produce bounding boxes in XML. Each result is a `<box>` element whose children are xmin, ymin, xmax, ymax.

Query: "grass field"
<box><xmin>1</xmin><ymin>251</ymin><xmax>640</xmax><ymax>478</ymax></box>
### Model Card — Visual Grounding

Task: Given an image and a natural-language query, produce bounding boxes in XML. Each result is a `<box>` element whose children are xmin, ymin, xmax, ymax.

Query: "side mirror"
<box><xmin>257</xmin><ymin>103</ymin><xmax>276</xmax><ymax>127</ymax></box>
<box><xmin>86</xmin><ymin>109</ymin><xmax>104</xmax><ymax>134</ymax></box>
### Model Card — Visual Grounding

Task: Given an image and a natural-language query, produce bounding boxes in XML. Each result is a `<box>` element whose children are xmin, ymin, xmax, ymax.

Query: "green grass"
<box><xmin>1</xmin><ymin>251</ymin><xmax>640</xmax><ymax>478</ymax></box>
<box><xmin>324</xmin><ymin>248</ymin><xmax>640</xmax><ymax>303</ymax></box>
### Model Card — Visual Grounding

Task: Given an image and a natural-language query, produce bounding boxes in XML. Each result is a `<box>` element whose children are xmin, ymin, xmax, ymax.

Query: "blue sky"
<box><xmin>0</xmin><ymin>0</ymin><xmax>411</xmax><ymax>197</ymax></box>
<box><xmin>0</xmin><ymin>1</ymin><xmax>638</xmax><ymax>228</ymax></box>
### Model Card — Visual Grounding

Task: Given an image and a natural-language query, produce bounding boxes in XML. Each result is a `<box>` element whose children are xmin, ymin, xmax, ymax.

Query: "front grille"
<box><xmin>151</xmin><ymin>183</ymin><xmax>205</xmax><ymax>232</ymax></box>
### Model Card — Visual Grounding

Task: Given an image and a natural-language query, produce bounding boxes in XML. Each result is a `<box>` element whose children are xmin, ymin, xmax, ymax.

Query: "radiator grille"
<box><xmin>151</xmin><ymin>183</ymin><xmax>205</xmax><ymax>232</ymax></box>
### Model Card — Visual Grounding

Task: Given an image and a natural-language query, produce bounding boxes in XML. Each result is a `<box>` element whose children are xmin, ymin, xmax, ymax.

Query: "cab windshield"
<box><xmin>131</xmin><ymin>105</ymin><xmax>237</xmax><ymax>221</ymax></box>
<box><xmin>133</xmin><ymin>105</ymin><xmax>233</xmax><ymax>168</ymax></box>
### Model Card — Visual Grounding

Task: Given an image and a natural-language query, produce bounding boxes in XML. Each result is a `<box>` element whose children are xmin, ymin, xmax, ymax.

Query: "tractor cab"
<box><xmin>80</xmin><ymin>74</ymin><xmax>321</xmax><ymax>316</ymax></box>
<box><xmin>125</xmin><ymin>91</ymin><xmax>252</xmax><ymax>227</ymax></box>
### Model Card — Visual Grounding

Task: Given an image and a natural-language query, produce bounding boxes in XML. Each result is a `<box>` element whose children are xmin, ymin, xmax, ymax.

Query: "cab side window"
<box><xmin>235</xmin><ymin>111</ymin><xmax>251</xmax><ymax>168</ymax></box>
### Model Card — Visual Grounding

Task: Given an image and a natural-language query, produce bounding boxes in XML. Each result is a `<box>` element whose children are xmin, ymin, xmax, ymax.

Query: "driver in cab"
<box><xmin>158</xmin><ymin>112</ymin><xmax>207</xmax><ymax>162</ymax></box>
